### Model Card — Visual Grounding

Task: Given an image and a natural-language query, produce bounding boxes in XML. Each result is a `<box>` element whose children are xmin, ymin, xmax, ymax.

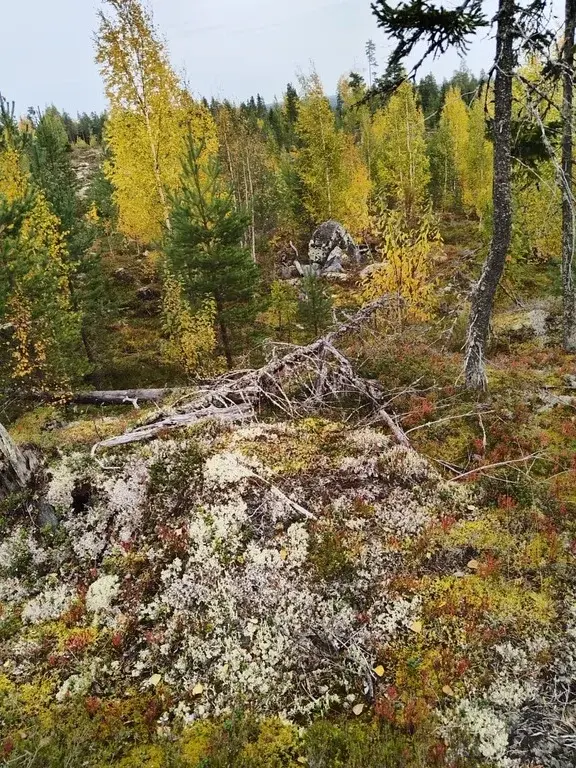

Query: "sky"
<box><xmin>0</xmin><ymin>0</ymin><xmax>563</xmax><ymax>116</ymax></box>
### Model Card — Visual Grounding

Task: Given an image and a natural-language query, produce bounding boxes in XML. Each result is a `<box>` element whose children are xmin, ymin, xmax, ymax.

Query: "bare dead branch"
<box><xmin>92</xmin><ymin>296</ymin><xmax>408</xmax><ymax>452</ymax></box>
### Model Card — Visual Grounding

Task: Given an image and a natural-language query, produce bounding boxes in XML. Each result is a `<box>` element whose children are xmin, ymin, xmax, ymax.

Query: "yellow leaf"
<box><xmin>352</xmin><ymin>703</ymin><xmax>365</xmax><ymax>716</ymax></box>
<box><xmin>280</xmin><ymin>548</ymin><xmax>288</xmax><ymax>561</ymax></box>
<box><xmin>374</xmin><ymin>665</ymin><xmax>385</xmax><ymax>677</ymax></box>
<box><xmin>442</xmin><ymin>685</ymin><xmax>455</xmax><ymax>697</ymax></box>
<box><xmin>297</xmin><ymin>758</ymin><xmax>308</xmax><ymax>765</ymax></box>
<box><xmin>149</xmin><ymin>673</ymin><xmax>162</xmax><ymax>687</ymax></box>
<box><xmin>409</xmin><ymin>621</ymin><xmax>423</xmax><ymax>634</ymax></box>
<box><xmin>467</xmin><ymin>560</ymin><xmax>479</xmax><ymax>570</ymax></box>
<box><xmin>192</xmin><ymin>683</ymin><xmax>204</xmax><ymax>696</ymax></box>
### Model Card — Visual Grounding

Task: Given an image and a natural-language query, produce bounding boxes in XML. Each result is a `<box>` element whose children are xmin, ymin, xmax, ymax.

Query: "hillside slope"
<box><xmin>1</xmin><ymin>412</ymin><xmax>575</xmax><ymax>766</ymax></box>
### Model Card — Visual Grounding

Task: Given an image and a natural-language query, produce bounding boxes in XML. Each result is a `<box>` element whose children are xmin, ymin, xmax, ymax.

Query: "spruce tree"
<box><xmin>0</xmin><ymin>106</ymin><xmax>86</xmax><ymax>393</ymax></box>
<box><xmin>418</xmin><ymin>73</ymin><xmax>442</xmax><ymax>123</ymax></box>
<box><xmin>166</xmin><ymin>135</ymin><xmax>260</xmax><ymax>369</ymax></box>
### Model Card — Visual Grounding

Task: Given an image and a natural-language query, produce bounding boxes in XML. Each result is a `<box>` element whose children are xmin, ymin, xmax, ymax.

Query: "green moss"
<box><xmin>303</xmin><ymin>719</ymin><xmax>462</xmax><ymax>768</ymax></box>
<box><xmin>0</xmin><ymin>674</ymin><xmax>57</xmax><ymax>732</ymax></box>
<box><xmin>424</xmin><ymin>574</ymin><xmax>555</xmax><ymax>631</ymax></box>
<box><xmin>114</xmin><ymin>744</ymin><xmax>166</xmax><ymax>767</ymax></box>
<box><xmin>180</xmin><ymin>721</ymin><xmax>217</xmax><ymax>766</ymax></box>
<box><xmin>444</xmin><ymin>517</ymin><xmax>517</xmax><ymax>554</ymax></box>
<box><xmin>239</xmin><ymin>719</ymin><xmax>301</xmax><ymax>767</ymax></box>
<box><xmin>239</xmin><ymin>421</ymin><xmax>349</xmax><ymax>477</ymax></box>
<box><xmin>8</xmin><ymin>404</ymin><xmax>148</xmax><ymax>452</ymax></box>
<box><xmin>308</xmin><ymin>529</ymin><xmax>356</xmax><ymax>583</ymax></box>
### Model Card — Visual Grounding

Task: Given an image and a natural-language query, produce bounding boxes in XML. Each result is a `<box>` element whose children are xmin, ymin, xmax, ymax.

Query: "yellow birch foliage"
<box><xmin>0</xmin><ymin>146</ymin><xmax>27</xmax><ymax>202</ymax></box>
<box><xmin>513</xmin><ymin>160</ymin><xmax>561</xmax><ymax>261</ymax></box>
<box><xmin>7</xmin><ymin>292</ymin><xmax>48</xmax><ymax>383</ymax></box>
<box><xmin>371</xmin><ymin>82</ymin><xmax>430</xmax><ymax>219</ymax></box>
<box><xmin>162</xmin><ymin>273</ymin><xmax>224</xmax><ymax>377</ymax></box>
<box><xmin>465</xmin><ymin>94</ymin><xmax>493</xmax><ymax>218</ymax></box>
<box><xmin>361</xmin><ymin>209</ymin><xmax>441</xmax><ymax>322</ymax></box>
<box><xmin>260</xmin><ymin>280</ymin><xmax>299</xmax><ymax>342</ymax></box>
<box><xmin>0</xmin><ymin>144</ymin><xmax>81</xmax><ymax>391</ymax></box>
<box><xmin>439</xmin><ymin>87</ymin><xmax>470</xmax><ymax>210</ymax></box>
<box><xmin>96</xmin><ymin>0</ymin><xmax>218</xmax><ymax>243</ymax></box>
<box><xmin>295</xmin><ymin>71</ymin><xmax>370</xmax><ymax>234</ymax></box>
<box><xmin>508</xmin><ymin>59</ymin><xmax>561</xmax><ymax>262</ymax></box>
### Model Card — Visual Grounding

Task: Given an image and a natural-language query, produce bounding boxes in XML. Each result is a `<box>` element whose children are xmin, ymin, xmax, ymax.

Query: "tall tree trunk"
<box><xmin>246</xmin><ymin>153</ymin><xmax>257</xmax><ymax>263</ymax></box>
<box><xmin>563</xmin><ymin>0</ymin><xmax>576</xmax><ymax>351</ymax></box>
<box><xmin>215</xmin><ymin>297</ymin><xmax>233</xmax><ymax>370</ymax></box>
<box><xmin>143</xmin><ymin>109</ymin><xmax>171</xmax><ymax>232</ymax></box>
<box><xmin>464</xmin><ymin>0</ymin><xmax>515</xmax><ymax>390</ymax></box>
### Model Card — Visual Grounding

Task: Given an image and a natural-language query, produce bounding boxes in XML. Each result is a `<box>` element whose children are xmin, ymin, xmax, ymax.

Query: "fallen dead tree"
<box><xmin>66</xmin><ymin>389</ymin><xmax>179</xmax><ymax>408</ymax></box>
<box><xmin>93</xmin><ymin>296</ymin><xmax>409</xmax><ymax>453</ymax></box>
<box><xmin>1</xmin><ymin>388</ymin><xmax>183</xmax><ymax>410</ymax></box>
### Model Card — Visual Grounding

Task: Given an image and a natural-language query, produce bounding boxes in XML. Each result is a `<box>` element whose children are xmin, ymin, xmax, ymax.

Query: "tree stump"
<box><xmin>0</xmin><ymin>423</ymin><xmax>36</xmax><ymax>501</ymax></box>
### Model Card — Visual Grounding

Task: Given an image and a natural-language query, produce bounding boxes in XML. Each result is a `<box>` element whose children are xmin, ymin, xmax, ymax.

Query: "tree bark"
<box><xmin>0</xmin><ymin>423</ymin><xmax>36</xmax><ymax>501</ymax></box>
<box><xmin>464</xmin><ymin>0</ymin><xmax>515</xmax><ymax>390</ymax></box>
<box><xmin>215</xmin><ymin>296</ymin><xmax>233</xmax><ymax>370</ymax></box>
<box><xmin>563</xmin><ymin>0</ymin><xmax>576</xmax><ymax>351</ymax></box>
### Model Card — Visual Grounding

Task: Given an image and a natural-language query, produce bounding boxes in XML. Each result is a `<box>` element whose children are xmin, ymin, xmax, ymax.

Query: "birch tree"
<box><xmin>295</xmin><ymin>72</ymin><xmax>370</xmax><ymax>234</ymax></box>
<box><xmin>96</xmin><ymin>0</ymin><xmax>217</xmax><ymax>243</ymax></box>
<box><xmin>371</xmin><ymin>81</ymin><xmax>430</xmax><ymax>219</ymax></box>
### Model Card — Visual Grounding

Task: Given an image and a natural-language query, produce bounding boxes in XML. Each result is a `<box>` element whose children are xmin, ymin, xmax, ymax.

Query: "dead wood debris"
<box><xmin>92</xmin><ymin>296</ymin><xmax>409</xmax><ymax>454</ymax></box>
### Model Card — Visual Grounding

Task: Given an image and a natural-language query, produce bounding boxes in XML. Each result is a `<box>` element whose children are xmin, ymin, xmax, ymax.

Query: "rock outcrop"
<box><xmin>302</xmin><ymin>220</ymin><xmax>360</xmax><ymax>275</ymax></box>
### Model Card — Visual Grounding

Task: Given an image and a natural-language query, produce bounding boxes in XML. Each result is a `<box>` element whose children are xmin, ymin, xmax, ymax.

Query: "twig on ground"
<box><xmin>451</xmin><ymin>452</ymin><xmax>545</xmax><ymax>481</ymax></box>
<box><xmin>405</xmin><ymin>410</ymin><xmax>494</xmax><ymax>435</ymax></box>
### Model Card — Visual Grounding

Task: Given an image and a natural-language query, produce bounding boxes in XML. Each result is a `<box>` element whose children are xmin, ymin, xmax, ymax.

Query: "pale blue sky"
<box><xmin>0</xmin><ymin>0</ymin><xmax>563</xmax><ymax>116</ymax></box>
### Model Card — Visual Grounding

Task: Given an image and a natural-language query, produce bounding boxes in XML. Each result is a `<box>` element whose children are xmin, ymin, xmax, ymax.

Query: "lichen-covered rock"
<box><xmin>307</xmin><ymin>221</ymin><xmax>360</xmax><ymax>274</ymax></box>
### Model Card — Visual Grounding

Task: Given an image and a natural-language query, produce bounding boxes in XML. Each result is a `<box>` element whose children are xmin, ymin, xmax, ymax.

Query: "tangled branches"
<box><xmin>93</xmin><ymin>296</ymin><xmax>408</xmax><ymax>453</ymax></box>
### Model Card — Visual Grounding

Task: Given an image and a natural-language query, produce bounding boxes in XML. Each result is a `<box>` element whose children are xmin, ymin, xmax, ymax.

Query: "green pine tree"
<box><xmin>28</xmin><ymin>107</ymin><xmax>77</xmax><ymax>233</ymax></box>
<box><xmin>298</xmin><ymin>274</ymin><xmax>333</xmax><ymax>339</ymax></box>
<box><xmin>166</xmin><ymin>134</ymin><xmax>260</xmax><ymax>368</ymax></box>
<box><xmin>28</xmin><ymin>106</ymin><xmax>110</xmax><ymax>367</ymax></box>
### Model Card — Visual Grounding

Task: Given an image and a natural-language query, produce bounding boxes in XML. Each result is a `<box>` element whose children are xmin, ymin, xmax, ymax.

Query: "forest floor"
<box><xmin>1</xmin><ymin>220</ymin><xmax>575</xmax><ymax>767</ymax></box>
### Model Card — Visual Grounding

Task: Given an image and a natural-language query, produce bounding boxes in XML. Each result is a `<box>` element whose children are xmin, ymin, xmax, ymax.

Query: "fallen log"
<box><xmin>93</xmin><ymin>296</ymin><xmax>409</xmax><ymax>452</ymax></box>
<box><xmin>91</xmin><ymin>404</ymin><xmax>253</xmax><ymax>454</ymax></box>
<box><xmin>68</xmin><ymin>389</ymin><xmax>179</xmax><ymax>408</ymax></box>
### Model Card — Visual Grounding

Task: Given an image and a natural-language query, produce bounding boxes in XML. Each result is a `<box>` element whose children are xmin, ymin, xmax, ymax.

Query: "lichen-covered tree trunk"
<box><xmin>0</xmin><ymin>423</ymin><xmax>34</xmax><ymax>500</ymax></box>
<box><xmin>464</xmin><ymin>0</ymin><xmax>515</xmax><ymax>390</ymax></box>
<box><xmin>563</xmin><ymin>0</ymin><xmax>576</xmax><ymax>351</ymax></box>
